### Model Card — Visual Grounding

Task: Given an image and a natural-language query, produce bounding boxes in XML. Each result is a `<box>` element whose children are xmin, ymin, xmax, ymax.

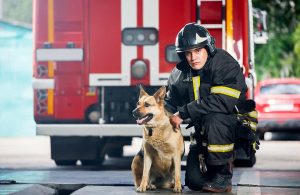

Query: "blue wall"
<box><xmin>0</xmin><ymin>21</ymin><xmax>35</xmax><ymax>136</ymax></box>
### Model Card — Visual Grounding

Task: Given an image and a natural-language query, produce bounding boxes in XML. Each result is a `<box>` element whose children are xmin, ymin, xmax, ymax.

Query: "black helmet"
<box><xmin>175</xmin><ymin>23</ymin><xmax>216</xmax><ymax>58</ymax></box>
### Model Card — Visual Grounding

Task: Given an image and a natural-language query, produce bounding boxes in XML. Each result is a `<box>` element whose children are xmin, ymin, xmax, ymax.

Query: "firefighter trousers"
<box><xmin>185</xmin><ymin>113</ymin><xmax>236</xmax><ymax>189</ymax></box>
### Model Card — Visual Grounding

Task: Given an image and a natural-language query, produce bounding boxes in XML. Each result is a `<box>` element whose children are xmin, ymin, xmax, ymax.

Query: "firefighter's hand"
<box><xmin>170</xmin><ymin>112</ymin><xmax>183</xmax><ymax>129</ymax></box>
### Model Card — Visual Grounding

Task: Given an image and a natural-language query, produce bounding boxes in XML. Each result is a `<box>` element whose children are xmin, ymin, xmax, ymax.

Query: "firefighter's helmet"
<box><xmin>175</xmin><ymin>23</ymin><xmax>216</xmax><ymax>60</ymax></box>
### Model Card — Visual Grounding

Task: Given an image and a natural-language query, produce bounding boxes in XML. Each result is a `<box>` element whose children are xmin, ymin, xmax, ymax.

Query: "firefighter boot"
<box><xmin>185</xmin><ymin>139</ymin><xmax>211</xmax><ymax>190</ymax></box>
<box><xmin>202</xmin><ymin>163</ymin><xmax>233</xmax><ymax>193</ymax></box>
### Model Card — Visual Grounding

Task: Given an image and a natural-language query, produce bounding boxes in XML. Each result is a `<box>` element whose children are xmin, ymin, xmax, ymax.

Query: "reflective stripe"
<box><xmin>48</xmin><ymin>0</ymin><xmax>54</xmax><ymax>42</ymax></box>
<box><xmin>47</xmin><ymin>0</ymin><xmax>54</xmax><ymax>114</ymax></box>
<box><xmin>47</xmin><ymin>89</ymin><xmax>54</xmax><ymax>115</ymax></box>
<box><xmin>243</xmin><ymin>120</ymin><xmax>257</xmax><ymax>131</ymax></box>
<box><xmin>211</xmin><ymin>86</ymin><xmax>241</xmax><ymax>98</ymax></box>
<box><xmin>252</xmin><ymin>142</ymin><xmax>257</xmax><ymax>150</ymax></box>
<box><xmin>250</xmin><ymin>122</ymin><xmax>257</xmax><ymax>131</ymax></box>
<box><xmin>208</xmin><ymin>143</ymin><xmax>234</xmax><ymax>153</ymax></box>
<box><xmin>192</xmin><ymin>76</ymin><xmax>201</xmax><ymax>100</ymax></box>
<box><xmin>121</xmin><ymin>0</ymin><xmax>136</xmax><ymax>86</ymax></box>
<box><xmin>248</xmin><ymin>110</ymin><xmax>258</xmax><ymax>119</ymax></box>
<box><xmin>48</xmin><ymin>62</ymin><xmax>54</xmax><ymax>77</ymax></box>
<box><xmin>241</xmin><ymin>119</ymin><xmax>257</xmax><ymax>131</ymax></box>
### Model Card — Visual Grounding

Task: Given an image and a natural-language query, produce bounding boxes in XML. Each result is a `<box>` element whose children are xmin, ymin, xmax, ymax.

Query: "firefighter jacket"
<box><xmin>165</xmin><ymin>49</ymin><xmax>248</xmax><ymax>121</ymax></box>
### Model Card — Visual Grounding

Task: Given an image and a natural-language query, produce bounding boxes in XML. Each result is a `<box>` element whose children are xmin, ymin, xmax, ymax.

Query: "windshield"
<box><xmin>260</xmin><ymin>83</ymin><xmax>300</xmax><ymax>95</ymax></box>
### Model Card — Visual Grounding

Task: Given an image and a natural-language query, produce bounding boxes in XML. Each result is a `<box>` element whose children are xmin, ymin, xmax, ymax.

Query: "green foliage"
<box><xmin>2</xmin><ymin>0</ymin><xmax>32</xmax><ymax>24</ymax></box>
<box><xmin>291</xmin><ymin>23</ymin><xmax>300</xmax><ymax>76</ymax></box>
<box><xmin>253</xmin><ymin>0</ymin><xmax>300</xmax><ymax>80</ymax></box>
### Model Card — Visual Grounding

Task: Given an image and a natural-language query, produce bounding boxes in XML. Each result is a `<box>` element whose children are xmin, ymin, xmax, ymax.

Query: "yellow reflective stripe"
<box><xmin>47</xmin><ymin>0</ymin><xmax>54</xmax><ymax>115</ymax></box>
<box><xmin>252</xmin><ymin>142</ymin><xmax>256</xmax><ymax>150</ymax></box>
<box><xmin>192</xmin><ymin>76</ymin><xmax>201</xmax><ymax>100</ymax></box>
<box><xmin>211</xmin><ymin>86</ymin><xmax>241</xmax><ymax>98</ymax></box>
<box><xmin>47</xmin><ymin>89</ymin><xmax>54</xmax><ymax>115</ymax></box>
<box><xmin>48</xmin><ymin>0</ymin><xmax>54</xmax><ymax>42</ymax></box>
<box><xmin>226</xmin><ymin>0</ymin><xmax>233</xmax><ymax>54</ymax></box>
<box><xmin>48</xmin><ymin>62</ymin><xmax>54</xmax><ymax>77</ymax></box>
<box><xmin>248</xmin><ymin>110</ymin><xmax>258</xmax><ymax>119</ymax></box>
<box><xmin>250</xmin><ymin>122</ymin><xmax>257</xmax><ymax>131</ymax></box>
<box><xmin>242</xmin><ymin>120</ymin><xmax>257</xmax><ymax>131</ymax></box>
<box><xmin>208</xmin><ymin>143</ymin><xmax>234</xmax><ymax>153</ymax></box>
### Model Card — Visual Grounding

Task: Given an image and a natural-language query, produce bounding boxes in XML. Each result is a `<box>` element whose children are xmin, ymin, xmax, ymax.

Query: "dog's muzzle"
<box><xmin>132</xmin><ymin>108</ymin><xmax>153</xmax><ymax>125</ymax></box>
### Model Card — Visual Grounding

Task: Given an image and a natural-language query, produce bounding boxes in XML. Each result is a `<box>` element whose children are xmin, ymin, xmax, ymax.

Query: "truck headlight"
<box><xmin>131</xmin><ymin>60</ymin><xmax>147</xmax><ymax>79</ymax></box>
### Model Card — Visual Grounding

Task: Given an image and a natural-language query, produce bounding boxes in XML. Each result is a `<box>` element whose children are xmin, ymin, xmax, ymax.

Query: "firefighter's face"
<box><xmin>184</xmin><ymin>48</ymin><xmax>208</xmax><ymax>70</ymax></box>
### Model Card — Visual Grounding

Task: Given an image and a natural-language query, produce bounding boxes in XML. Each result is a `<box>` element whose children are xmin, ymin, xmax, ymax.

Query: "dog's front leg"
<box><xmin>137</xmin><ymin>154</ymin><xmax>152</xmax><ymax>192</ymax></box>
<box><xmin>173</xmin><ymin>153</ymin><xmax>182</xmax><ymax>193</ymax></box>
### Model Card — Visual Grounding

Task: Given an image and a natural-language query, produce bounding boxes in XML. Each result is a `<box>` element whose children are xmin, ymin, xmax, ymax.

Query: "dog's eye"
<box><xmin>145</xmin><ymin>102</ymin><xmax>151</xmax><ymax>107</ymax></box>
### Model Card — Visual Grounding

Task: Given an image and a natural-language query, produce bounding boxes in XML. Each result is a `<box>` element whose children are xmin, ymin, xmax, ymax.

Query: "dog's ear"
<box><xmin>153</xmin><ymin>86</ymin><xmax>166</xmax><ymax>104</ymax></box>
<box><xmin>139</xmin><ymin>85</ymin><xmax>148</xmax><ymax>99</ymax></box>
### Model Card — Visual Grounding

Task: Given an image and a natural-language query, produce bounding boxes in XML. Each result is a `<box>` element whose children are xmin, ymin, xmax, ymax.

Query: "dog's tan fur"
<box><xmin>131</xmin><ymin>86</ymin><xmax>184</xmax><ymax>193</ymax></box>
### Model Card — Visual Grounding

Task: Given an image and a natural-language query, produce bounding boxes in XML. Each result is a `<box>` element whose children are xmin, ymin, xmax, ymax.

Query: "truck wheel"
<box><xmin>51</xmin><ymin>136</ymin><xmax>106</xmax><ymax>166</ymax></box>
<box><xmin>81</xmin><ymin>160</ymin><xmax>97</xmax><ymax>166</ymax></box>
<box><xmin>107</xmin><ymin>146</ymin><xmax>123</xmax><ymax>158</ymax></box>
<box><xmin>55</xmin><ymin>160</ymin><xmax>77</xmax><ymax>166</ymax></box>
<box><xmin>81</xmin><ymin>156</ymin><xmax>105</xmax><ymax>166</ymax></box>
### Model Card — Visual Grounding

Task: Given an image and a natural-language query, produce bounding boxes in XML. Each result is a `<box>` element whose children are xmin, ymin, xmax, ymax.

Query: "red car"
<box><xmin>255</xmin><ymin>78</ymin><xmax>300</xmax><ymax>135</ymax></box>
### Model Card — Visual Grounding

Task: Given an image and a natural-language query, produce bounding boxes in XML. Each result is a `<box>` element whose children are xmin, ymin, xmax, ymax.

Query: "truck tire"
<box><xmin>55</xmin><ymin>160</ymin><xmax>77</xmax><ymax>166</ymax></box>
<box><xmin>81</xmin><ymin>159</ymin><xmax>104</xmax><ymax>166</ymax></box>
<box><xmin>51</xmin><ymin>136</ymin><xmax>106</xmax><ymax>166</ymax></box>
<box><xmin>107</xmin><ymin>146</ymin><xmax>123</xmax><ymax>158</ymax></box>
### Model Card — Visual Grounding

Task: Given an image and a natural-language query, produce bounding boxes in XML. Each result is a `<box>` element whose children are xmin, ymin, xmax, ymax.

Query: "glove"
<box><xmin>237</xmin><ymin>124</ymin><xmax>260</xmax><ymax>155</ymax></box>
<box><xmin>236</xmin><ymin>109</ymin><xmax>260</xmax><ymax>155</ymax></box>
<box><xmin>248</xmin><ymin>130</ymin><xmax>260</xmax><ymax>153</ymax></box>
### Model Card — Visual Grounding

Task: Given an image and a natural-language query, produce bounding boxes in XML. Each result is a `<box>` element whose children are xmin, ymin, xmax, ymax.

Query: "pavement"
<box><xmin>1</xmin><ymin>169</ymin><xmax>300</xmax><ymax>194</ymax></box>
<box><xmin>0</xmin><ymin>137</ymin><xmax>300</xmax><ymax>194</ymax></box>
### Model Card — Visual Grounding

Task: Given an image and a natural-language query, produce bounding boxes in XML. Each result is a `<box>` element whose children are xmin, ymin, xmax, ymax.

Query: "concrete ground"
<box><xmin>0</xmin><ymin>136</ymin><xmax>300</xmax><ymax>194</ymax></box>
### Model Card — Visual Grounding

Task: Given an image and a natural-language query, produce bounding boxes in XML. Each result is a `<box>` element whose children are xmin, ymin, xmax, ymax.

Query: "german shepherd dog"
<box><xmin>131</xmin><ymin>86</ymin><xmax>184</xmax><ymax>193</ymax></box>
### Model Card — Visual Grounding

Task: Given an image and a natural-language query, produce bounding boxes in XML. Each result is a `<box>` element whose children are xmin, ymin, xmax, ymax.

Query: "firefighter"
<box><xmin>165</xmin><ymin>23</ymin><xmax>248</xmax><ymax>193</ymax></box>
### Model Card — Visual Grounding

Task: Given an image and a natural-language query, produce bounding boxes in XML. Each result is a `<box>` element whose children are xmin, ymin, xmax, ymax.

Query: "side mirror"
<box><xmin>253</xmin><ymin>8</ymin><xmax>268</xmax><ymax>44</ymax></box>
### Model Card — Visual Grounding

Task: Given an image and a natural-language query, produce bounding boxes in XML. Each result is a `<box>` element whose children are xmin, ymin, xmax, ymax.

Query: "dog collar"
<box><xmin>145</xmin><ymin>127</ymin><xmax>153</xmax><ymax>136</ymax></box>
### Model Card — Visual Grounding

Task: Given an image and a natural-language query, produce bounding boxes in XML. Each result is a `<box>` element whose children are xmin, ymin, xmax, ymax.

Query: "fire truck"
<box><xmin>32</xmin><ymin>0</ymin><xmax>267</xmax><ymax>166</ymax></box>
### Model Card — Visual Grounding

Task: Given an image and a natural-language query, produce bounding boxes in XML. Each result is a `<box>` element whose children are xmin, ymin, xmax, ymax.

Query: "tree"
<box><xmin>291</xmin><ymin>23</ymin><xmax>300</xmax><ymax>76</ymax></box>
<box><xmin>253</xmin><ymin>0</ymin><xmax>300</xmax><ymax>80</ymax></box>
<box><xmin>2</xmin><ymin>0</ymin><xmax>32</xmax><ymax>24</ymax></box>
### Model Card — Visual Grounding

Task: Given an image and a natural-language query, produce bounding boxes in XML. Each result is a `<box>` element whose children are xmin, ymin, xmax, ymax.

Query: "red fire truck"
<box><xmin>32</xmin><ymin>0</ymin><xmax>267</xmax><ymax>166</ymax></box>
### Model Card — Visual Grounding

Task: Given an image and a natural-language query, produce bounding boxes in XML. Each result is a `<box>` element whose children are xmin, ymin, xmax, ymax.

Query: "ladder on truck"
<box><xmin>197</xmin><ymin>0</ymin><xmax>226</xmax><ymax>49</ymax></box>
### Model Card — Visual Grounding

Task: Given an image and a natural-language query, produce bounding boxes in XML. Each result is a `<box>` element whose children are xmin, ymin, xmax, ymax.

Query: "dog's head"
<box><xmin>132</xmin><ymin>86</ymin><xmax>166</xmax><ymax>126</ymax></box>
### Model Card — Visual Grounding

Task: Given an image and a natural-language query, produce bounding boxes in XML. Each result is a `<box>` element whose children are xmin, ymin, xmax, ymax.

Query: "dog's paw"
<box><xmin>147</xmin><ymin>184</ymin><xmax>156</xmax><ymax>190</ymax></box>
<box><xmin>173</xmin><ymin>185</ymin><xmax>182</xmax><ymax>193</ymax></box>
<box><xmin>136</xmin><ymin>185</ymin><xmax>147</xmax><ymax>192</ymax></box>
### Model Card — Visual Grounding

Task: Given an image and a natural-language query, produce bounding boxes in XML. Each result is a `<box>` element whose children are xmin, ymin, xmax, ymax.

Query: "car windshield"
<box><xmin>260</xmin><ymin>83</ymin><xmax>300</xmax><ymax>95</ymax></box>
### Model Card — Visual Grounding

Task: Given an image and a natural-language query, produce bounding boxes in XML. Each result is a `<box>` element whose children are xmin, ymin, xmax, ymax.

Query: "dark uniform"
<box><xmin>165</xmin><ymin>23</ymin><xmax>248</xmax><ymax>192</ymax></box>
